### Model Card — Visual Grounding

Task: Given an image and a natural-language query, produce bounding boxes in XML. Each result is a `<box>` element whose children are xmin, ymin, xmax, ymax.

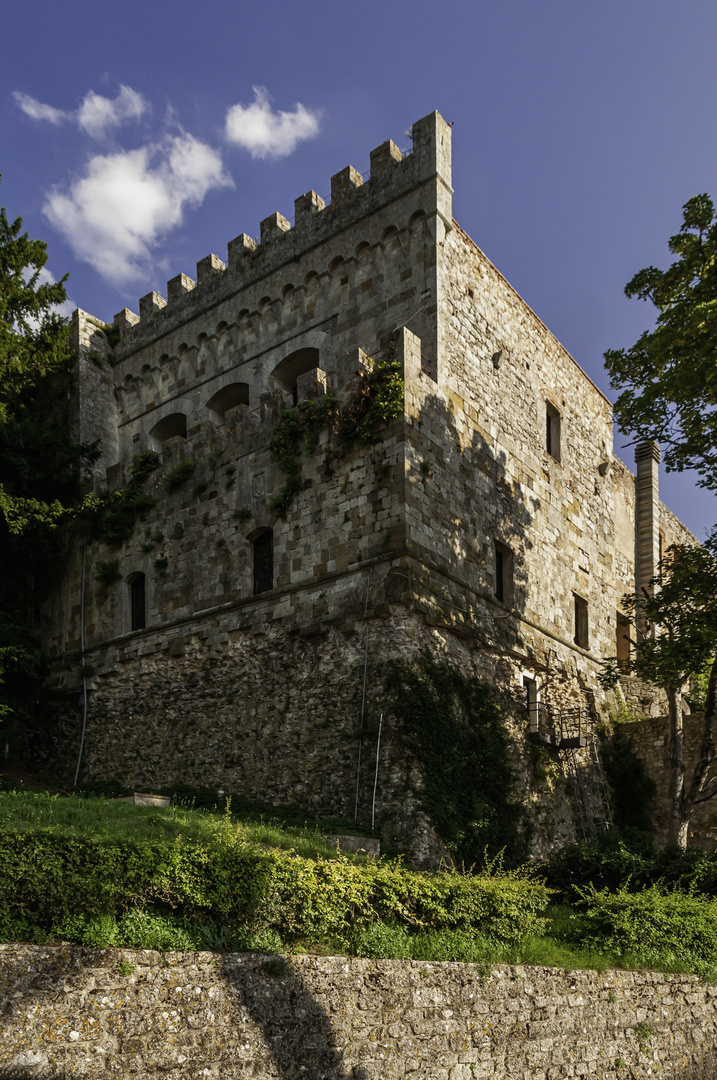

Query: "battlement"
<box><xmin>112</xmin><ymin>111</ymin><xmax>452</xmax><ymax>356</ymax></box>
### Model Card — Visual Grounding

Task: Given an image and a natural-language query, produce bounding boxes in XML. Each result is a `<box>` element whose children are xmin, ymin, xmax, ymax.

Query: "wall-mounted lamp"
<box><xmin>598</xmin><ymin>460</ymin><xmax>610</xmax><ymax>477</ymax></box>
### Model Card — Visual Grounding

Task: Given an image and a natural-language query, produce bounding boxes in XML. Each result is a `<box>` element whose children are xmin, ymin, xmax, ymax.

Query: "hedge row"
<box><xmin>0</xmin><ymin>832</ymin><xmax>550</xmax><ymax>945</ymax></box>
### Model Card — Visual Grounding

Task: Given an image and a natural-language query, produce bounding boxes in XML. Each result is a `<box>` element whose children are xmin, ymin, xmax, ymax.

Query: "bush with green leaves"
<box><xmin>0</xmin><ymin>830</ymin><xmax>550</xmax><ymax>949</ymax></box>
<box><xmin>567</xmin><ymin>884</ymin><xmax>717</xmax><ymax>977</ymax></box>
<box><xmin>543</xmin><ymin>829</ymin><xmax>717</xmax><ymax>903</ymax></box>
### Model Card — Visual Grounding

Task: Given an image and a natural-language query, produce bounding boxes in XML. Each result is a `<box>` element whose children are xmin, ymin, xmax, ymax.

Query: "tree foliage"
<box><xmin>620</xmin><ymin>545</ymin><xmax>717</xmax><ymax>694</ymax></box>
<box><xmin>604</xmin><ymin>193</ymin><xmax>717</xmax><ymax>495</ymax></box>
<box><xmin>601</xmin><ymin>545</ymin><xmax>717</xmax><ymax>846</ymax></box>
<box><xmin>0</xmin><ymin>185</ymin><xmax>89</xmax><ymax>729</ymax></box>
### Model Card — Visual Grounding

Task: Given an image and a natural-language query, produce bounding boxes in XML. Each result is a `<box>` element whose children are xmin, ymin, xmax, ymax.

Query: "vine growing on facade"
<box><xmin>269</xmin><ymin>350</ymin><xmax>404</xmax><ymax>517</ymax></box>
<box><xmin>385</xmin><ymin>652</ymin><xmax>531</xmax><ymax>868</ymax></box>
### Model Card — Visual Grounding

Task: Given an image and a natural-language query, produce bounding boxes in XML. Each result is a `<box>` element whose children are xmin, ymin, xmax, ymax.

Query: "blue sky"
<box><xmin>3</xmin><ymin>0</ymin><xmax>717</xmax><ymax>538</ymax></box>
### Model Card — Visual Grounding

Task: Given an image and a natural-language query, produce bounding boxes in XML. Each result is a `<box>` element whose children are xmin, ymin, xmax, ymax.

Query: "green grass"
<box><xmin>0</xmin><ymin>790</ymin><xmax>363</xmax><ymax>861</ymax></box>
<box><xmin>2</xmin><ymin>791</ymin><xmax>717</xmax><ymax>981</ymax></box>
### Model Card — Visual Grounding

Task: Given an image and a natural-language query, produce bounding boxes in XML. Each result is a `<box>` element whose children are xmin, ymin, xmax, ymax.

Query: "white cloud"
<box><xmin>77</xmin><ymin>85</ymin><xmax>148</xmax><ymax>139</ymax></box>
<box><xmin>43</xmin><ymin>134</ymin><xmax>232</xmax><ymax>286</ymax></box>
<box><xmin>225</xmin><ymin>86</ymin><xmax>321</xmax><ymax>159</ymax></box>
<box><xmin>13</xmin><ymin>91</ymin><xmax>68</xmax><ymax>125</ymax></box>
<box><xmin>13</xmin><ymin>85</ymin><xmax>148</xmax><ymax>139</ymax></box>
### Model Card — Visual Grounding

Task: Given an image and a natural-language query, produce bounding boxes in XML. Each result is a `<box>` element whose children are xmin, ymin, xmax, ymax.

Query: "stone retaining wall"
<box><xmin>1</xmin><ymin>945</ymin><xmax>716</xmax><ymax>1079</ymax></box>
<box><xmin>617</xmin><ymin>713</ymin><xmax>717</xmax><ymax>851</ymax></box>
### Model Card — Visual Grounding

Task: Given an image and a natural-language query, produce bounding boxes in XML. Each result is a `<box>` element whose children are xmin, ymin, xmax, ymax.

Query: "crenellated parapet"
<box><xmin>111</xmin><ymin>111</ymin><xmax>452</xmax><ymax>357</ymax></box>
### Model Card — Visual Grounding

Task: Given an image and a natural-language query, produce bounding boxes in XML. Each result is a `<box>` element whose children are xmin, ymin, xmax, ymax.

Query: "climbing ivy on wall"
<box><xmin>87</xmin><ymin>451</ymin><xmax>159</xmax><ymax>547</ymax></box>
<box><xmin>269</xmin><ymin>352</ymin><xmax>404</xmax><ymax>517</ymax></box>
<box><xmin>385</xmin><ymin>652</ymin><xmax>530</xmax><ymax>868</ymax></box>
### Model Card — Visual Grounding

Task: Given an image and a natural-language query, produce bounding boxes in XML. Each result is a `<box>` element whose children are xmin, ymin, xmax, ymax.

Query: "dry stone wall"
<box><xmin>1</xmin><ymin>945</ymin><xmax>716</xmax><ymax>1079</ymax></box>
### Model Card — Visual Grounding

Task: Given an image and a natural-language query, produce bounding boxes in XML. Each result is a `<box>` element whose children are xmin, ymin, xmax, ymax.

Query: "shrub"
<box><xmin>165</xmin><ymin>459</ymin><xmax>196</xmax><ymax>492</ymax></box>
<box><xmin>543</xmin><ymin>830</ymin><xmax>717</xmax><ymax>902</ymax></box>
<box><xmin>570</xmin><ymin>884</ymin><xmax>717</xmax><ymax>974</ymax></box>
<box><xmin>0</xmin><ymin>830</ymin><xmax>550</xmax><ymax>948</ymax></box>
<box><xmin>354</xmin><ymin>921</ymin><xmax>412</xmax><ymax>959</ymax></box>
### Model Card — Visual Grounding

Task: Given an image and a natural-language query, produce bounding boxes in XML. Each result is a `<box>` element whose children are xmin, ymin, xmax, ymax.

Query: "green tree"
<box><xmin>604</xmin><ymin>193</ymin><xmax>717</xmax><ymax>501</ymax></box>
<box><xmin>602</xmin><ymin>545</ymin><xmax>717</xmax><ymax>847</ymax></box>
<box><xmin>0</xmin><ymin>186</ymin><xmax>89</xmax><ymax>733</ymax></box>
<box><xmin>604</xmin><ymin>193</ymin><xmax>717</xmax><ymax>848</ymax></box>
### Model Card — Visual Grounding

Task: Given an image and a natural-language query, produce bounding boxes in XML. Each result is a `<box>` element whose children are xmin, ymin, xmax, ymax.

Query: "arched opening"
<box><xmin>272</xmin><ymin>348</ymin><xmax>320</xmax><ymax>406</ymax></box>
<box><xmin>149</xmin><ymin>413</ymin><xmax>187</xmax><ymax>445</ymax></box>
<box><xmin>253</xmin><ymin>530</ymin><xmax>274</xmax><ymax>595</ymax></box>
<box><xmin>206</xmin><ymin>383</ymin><xmax>249</xmax><ymax>423</ymax></box>
<box><xmin>128</xmin><ymin>573</ymin><xmax>146</xmax><ymax>631</ymax></box>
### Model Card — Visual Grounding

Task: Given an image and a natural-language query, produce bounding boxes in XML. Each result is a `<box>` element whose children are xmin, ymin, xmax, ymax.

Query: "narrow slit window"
<box><xmin>253</xmin><ymin>530</ymin><xmax>274</xmax><ymax>595</ymax></box>
<box><xmin>494</xmin><ymin>541</ymin><xmax>514</xmax><ymax>605</ymax></box>
<box><xmin>524</xmin><ymin>676</ymin><xmax>539</xmax><ymax>733</ymax></box>
<box><xmin>616</xmin><ymin>609</ymin><xmax>630</xmax><ymax>667</ymax></box>
<box><xmin>573</xmin><ymin>593</ymin><xmax>588</xmax><ymax>649</ymax></box>
<box><xmin>546</xmin><ymin>402</ymin><xmax>561</xmax><ymax>462</ymax></box>
<box><xmin>130</xmin><ymin>573</ymin><xmax>146</xmax><ymax>631</ymax></box>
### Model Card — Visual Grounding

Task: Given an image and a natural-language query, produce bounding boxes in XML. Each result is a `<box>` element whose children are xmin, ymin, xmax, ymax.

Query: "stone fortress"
<box><xmin>44</xmin><ymin>111</ymin><xmax>696</xmax><ymax>863</ymax></box>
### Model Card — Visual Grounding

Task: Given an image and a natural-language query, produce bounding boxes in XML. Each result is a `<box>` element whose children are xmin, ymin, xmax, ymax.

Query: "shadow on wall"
<box><xmin>0</xmin><ymin>947</ymin><xmax>364</xmax><ymax>1080</ymax></box>
<box><xmin>392</xmin><ymin>386</ymin><xmax>538</xmax><ymax>661</ymax></box>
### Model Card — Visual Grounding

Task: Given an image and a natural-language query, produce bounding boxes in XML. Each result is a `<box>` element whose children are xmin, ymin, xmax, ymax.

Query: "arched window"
<box><xmin>206</xmin><ymin>383</ymin><xmax>249</xmax><ymax>423</ymax></box>
<box><xmin>149</xmin><ymin>413</ymin><xmax>187</xmax><ymax>445</ymax></box>
<box><xmin>253</xmin><ymin>530</ymin><xmax>273</xmax><ymax>595</ymax></box>
<box><xmin>129</xmin><ymin>573</ymin><xmax>146</xmax><ymax>631</ymax></box>
<box><xmin>272</xmin><ymin>348</ymin><xmax>320</xmax><ymax>406</ymax></box>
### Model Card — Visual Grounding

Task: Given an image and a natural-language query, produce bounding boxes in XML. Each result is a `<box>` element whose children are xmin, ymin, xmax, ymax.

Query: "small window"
<box><xmin>494</xmin><ymin>541</ymin><xmax>514</xmax><ymax>605</ymax></box>
<box><xmin>129</xmin><ymin>573</ymin><xmax>146</xmax><ymax>631</ymax></box>
<box><xmin>616</xmin><ymin>609</ymin><xmax>630</xmax><ymax>668</ymax></box>
<box><xmin>574</xmin><ymin>593</ymin><xmax>588</xmax><ymax>649</ymax></box>
<box><xmin>546</xmin><ymin>402</ymin><xmax>561</xmax><ymax>462</ymax></box>
<box><xmin>524</xmin><ymin>676</ymin><xmax>539</xmax><ymax>734</ymax></box>
<box><xmin>253</xmin><ymin>530</ymin><xmax>273</xmax><ymax>595</ymax></box>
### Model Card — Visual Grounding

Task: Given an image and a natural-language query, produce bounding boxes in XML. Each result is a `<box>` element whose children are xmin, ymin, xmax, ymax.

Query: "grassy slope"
<box><xmin>1</xmin><ymin>791</ymin><xmax>716</xmax><ymax>980</ymax></box>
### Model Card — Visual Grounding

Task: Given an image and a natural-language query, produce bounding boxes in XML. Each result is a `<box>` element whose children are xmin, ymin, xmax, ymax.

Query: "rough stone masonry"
<box><xmin>1</xmin><ymin>945</ymin><xmax>716</xmax><ymax>1079</ymax></box>
<box><xmin>41</xmin><ymin>110</ymin><xmax>701</xmax><ymax>859</ymax></box>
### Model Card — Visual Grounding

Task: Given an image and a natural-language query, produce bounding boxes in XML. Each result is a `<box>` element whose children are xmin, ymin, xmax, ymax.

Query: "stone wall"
<box><xmin>618</xmin><ymin>713</ymin><xmax>717</xmax><ymax>850</ymax></box>
<box><xmin>1</xmin><ymin>945</ymin><xmax>716</xmax><ymax>1079</ymax></box>
<box><xmin>48</xmin><ymin>603</ymin><xmax>581</xmax><ymax>866</ymax></box>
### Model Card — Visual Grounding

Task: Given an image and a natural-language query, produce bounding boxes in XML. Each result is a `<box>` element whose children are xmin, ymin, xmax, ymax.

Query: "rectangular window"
<box><xmin>130</xmin><ymin>574</ymin><xmax>146</xmax><ymax>631</ymax></box>
<box><xmin>573</xmin><ymin>593</ymin><xmax>588</xmax><ymax>649</ymax></box>
<box><xmin>494</xmin><ymin>541</ymin><xmax>514</xmax><ymax>605</ymax></box>
<box><xmin>616</xmin><ymin>609</ymin><xmax>630</xmax><ymax>667</ymax></box>
<box><xmin>524</xmin><ymin>676</ymin><xmax>539</xmax><ymax>733</ymax></box>
<box><xmin>546</xmin><ymin>402</ymin><xmax>561</xmax><ymax>462</ymax></box>
<box><xmin>253</xmin><ymin>531</ymin><xmax>274</xmax><ymax>595</ymax></box>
